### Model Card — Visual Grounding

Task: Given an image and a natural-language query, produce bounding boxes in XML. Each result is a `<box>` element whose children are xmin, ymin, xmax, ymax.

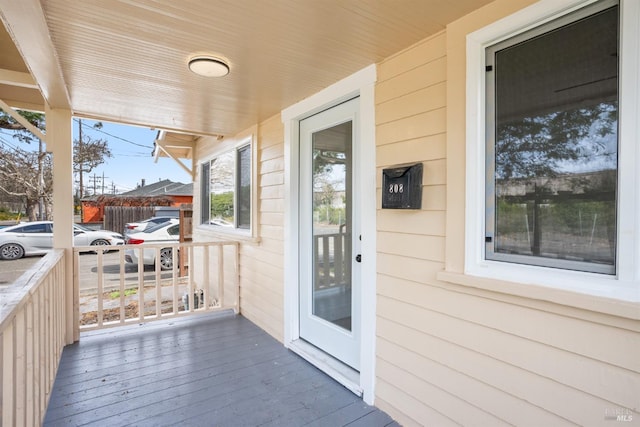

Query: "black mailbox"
<box><xmin>382</xmin><ymin>163</ymin><xmax>423</xmax><ymax>209</ymax></box>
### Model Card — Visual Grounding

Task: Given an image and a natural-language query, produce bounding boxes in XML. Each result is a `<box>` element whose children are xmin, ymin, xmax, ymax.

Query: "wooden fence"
<box><xmin>103</xmin><ymin>206</ymin><xmax>155</xmax><ymax>235</ymax></box>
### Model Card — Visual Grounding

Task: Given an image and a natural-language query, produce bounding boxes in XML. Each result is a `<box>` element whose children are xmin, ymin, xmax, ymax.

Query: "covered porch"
<box><xmin>44</xmin><ymin>311</ymin><xmax>397</xmax><ymax>427</ymax></box>
<box><xmin>3</xmin><ymin>246</ymin><xmax>398</xmax><ymax>426</ymax></box>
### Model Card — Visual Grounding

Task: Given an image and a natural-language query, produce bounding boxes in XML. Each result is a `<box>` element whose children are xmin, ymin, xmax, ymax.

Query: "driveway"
<box><xmin>0</xmin><ymin>255</ymin><xmax>42</xmax><ymax>287</ymax></box>
<box><xmin>77</xmin><ymin>251</ymin><xmax>173</xmax><ymax>294</ymax></box>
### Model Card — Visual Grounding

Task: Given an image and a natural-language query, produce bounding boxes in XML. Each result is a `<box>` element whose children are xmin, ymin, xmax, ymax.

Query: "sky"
<box><xmin>72</xmin><ymin>119</ymin><xmax>191</xmax><ymax>194</ymax></box>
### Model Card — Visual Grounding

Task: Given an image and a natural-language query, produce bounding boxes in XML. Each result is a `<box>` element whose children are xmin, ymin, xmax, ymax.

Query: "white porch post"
<box><xmin>45</xmin><ymin>105</ymin><xmax>76</xmax><ymax>344</ymax></box>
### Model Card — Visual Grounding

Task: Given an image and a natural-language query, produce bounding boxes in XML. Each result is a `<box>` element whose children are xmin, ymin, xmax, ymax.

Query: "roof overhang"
<box><xmin>153</xmin><ymin>130</ymin><xmax>208</xmax><ymax>179</ymax></box>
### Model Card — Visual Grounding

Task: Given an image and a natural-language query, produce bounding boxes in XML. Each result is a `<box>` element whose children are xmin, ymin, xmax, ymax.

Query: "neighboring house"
<box><xmin>80</xmin><ymin>180</ymin><xmax>193</xmax><ymax>223</ymax></box>
<box><xmin>1</xmin><ymin>0</ymin><xmax>638</xmax><ymax>425</ymax></box>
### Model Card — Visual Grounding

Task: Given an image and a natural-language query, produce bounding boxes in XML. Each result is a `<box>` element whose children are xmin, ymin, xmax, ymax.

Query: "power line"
<box><xmin>73</xmin><ymin>118</ymin><xmax>154</xmax><ymax>149</ymax></box>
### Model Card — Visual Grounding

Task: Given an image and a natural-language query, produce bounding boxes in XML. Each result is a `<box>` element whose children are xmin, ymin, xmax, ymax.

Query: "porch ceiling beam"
<box><xmin>0</xmin><ymin>0</ymin><xmax>71</xmax><ymax>109</ymax></box>
<box><xmin>153</xmin><ymin>143</ymin><xmax>194</xmax><ymax>180</ymax></box>
<box><xmin>0</xmin><ymin>68</ymin><xmax>38</xmax><ymax>89</ymax></box>
<box><xmin>0</xmin><ymin>99</ymin><xmax>45</xmax><ymax>113</ymax></box>
<box><xmin>0</xmin><ymin>98</ymin><xmax>46</xmax><ymax>142</ymax></box>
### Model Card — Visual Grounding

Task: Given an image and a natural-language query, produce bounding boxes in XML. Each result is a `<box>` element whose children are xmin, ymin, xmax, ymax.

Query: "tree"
<box><xmin>0</xmin><ymin>110</ymin><xmax>49</xmax><ymax>220</ymax></box>
<box><xmin>495</xmin><ymin>102</ymin><xmax>617</xmax><ymax>180</ymax></box>
<box><xmin>494</xmin><ymin>102</ymin><xmax>618</xmax><ymax>257</ymax></box>
<box><xmin>0</xmin><ymin>111</ymin><xmax>113</xmax><ymax>218</ymax></box>
<box><xmin>0</xmin><ymin>143</ymin><xmax>53</xmax><ymax>220</ymax></box>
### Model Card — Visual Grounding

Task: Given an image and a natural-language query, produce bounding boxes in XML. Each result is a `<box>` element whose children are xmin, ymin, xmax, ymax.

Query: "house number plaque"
<box><xmin>381</xmin><ymin>163</ymin><xmax>423</xmax><ymax>209</ymax></box>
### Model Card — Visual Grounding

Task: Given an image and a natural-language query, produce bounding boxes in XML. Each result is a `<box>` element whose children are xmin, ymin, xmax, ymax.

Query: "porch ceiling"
<box><xmin>0</xmin><ymin>0</ymin><xmax>492</xmax><ymax>138</ymax></box>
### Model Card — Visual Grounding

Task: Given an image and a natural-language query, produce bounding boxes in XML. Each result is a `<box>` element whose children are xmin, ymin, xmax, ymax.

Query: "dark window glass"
<box><xmin>21</xmin><ymin>223</ymin><xmax>51</xmax><ymax>233</ymax></box>
<box><xmin>237</xmin><ymin>144</ymin><xmax>251</xmax><ymax>229</ymax></box>
<box><xmin>200</xmin><ymin>162</ymin><xmax>210</xmax><ymax>224</ymax></box>
<box><xmin>486</xmin><ymin>3</ymin><xmax>618</xmax><ymax>274</ymax></box>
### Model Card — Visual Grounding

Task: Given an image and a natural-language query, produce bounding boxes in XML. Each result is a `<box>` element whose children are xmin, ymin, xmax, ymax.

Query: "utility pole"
<box><xmin>78</xmin><ymin>119</ymin><xmax>84</xmax><ymax>198</ymax></box>
<box><xmin>89</xmin><ymin>173</ymin><xmax>102</xmax><ymax>195</ymax></box>
<box><xmin>101</xmin><ymin>172</ymin><xmax>108</xmax><ymax>195</ymax></box>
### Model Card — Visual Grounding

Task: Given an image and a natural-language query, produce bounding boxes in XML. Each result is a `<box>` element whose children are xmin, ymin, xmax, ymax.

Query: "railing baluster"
<box><xmin>72</xmin><ymin>241</ymin><xmax>241</xmax><ymax>331</ymax></box>
<box><xmin>218</xmin><ymin>244</ymin><xmax>224</xmax><ymax>309</ymax></box>
<box><xmin>15</xmin><ymin>312</ymin><xmax>26</xmax><ymax>426</ymax></box>
<box><xmin>172</xmin><ymin>243</ymin><xmax>179</xmax><ymax>314</ymax></box>
<box><xmin>155</xmin><ymin>247</ymin><xmax>161</xmax><ymax>318</ymax></box>
<box><xmin>335</xmin><ymin>234</ymin><xmax>343</xmax><ymax>284</ymax></box>
<box><xmin>96</xmin><ymin>250</ymin><xmax>104</xmax><ymax>327</ymax></box>
<box><xmin>188</xmin><ymin>245</ymin><xmax>195</xmax><ymax>313</ymax></box>
<box><xmin>234</xmin><ymin>243</ymin><xmax>240</xmax><ymax>314</ymax></box>
<box><xmin>119</xmin><ymin>249</ymin><xmax>125</xmax><ymax>323</ymax></box>
<box><xmin>203</xmin><ymin>245</ymin><xmax>210</xmax><ymax>310</ymax></box>
<box><xmin>25</xmin><ymin>299</ymin><xmax>34</xmax><ymax>427</ymax></box>
<box><xmin>3</xmin><ymin>321</ymin><xmax>15</xmax><ymax>427</ymax></box>
<box><xmin>137</xmin><ymin>247</ymin><xmax>144</xmax><ymax>322</ymax></box>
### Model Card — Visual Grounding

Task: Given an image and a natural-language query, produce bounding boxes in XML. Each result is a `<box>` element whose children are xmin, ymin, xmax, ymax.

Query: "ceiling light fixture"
<box><xmin>188</xmin><ymin>56</ymin><xmax>230</xmax><ymax>77</ymax></box>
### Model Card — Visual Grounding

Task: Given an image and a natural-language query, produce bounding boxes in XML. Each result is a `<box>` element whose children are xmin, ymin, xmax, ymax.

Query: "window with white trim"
<box><xmin>466</xmin><ymin>0</ymin><xmax>640</xmax><ymax>300</ymax></box>
<box><xmin>200</xmin><ymin>142</ymin><xmax>251</xmax><ymax>231</ymax></box>
<box><xmin>485</xmin><ymin>0</ymin><xmax>618</xmax><ymax>274</ymax></box>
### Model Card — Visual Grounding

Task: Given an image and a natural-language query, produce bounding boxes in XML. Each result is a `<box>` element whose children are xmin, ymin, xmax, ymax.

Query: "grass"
<box><xmin>109</xmin><ymin>288</ymin><xmax>138</xmax><ymax>299</ymax></box>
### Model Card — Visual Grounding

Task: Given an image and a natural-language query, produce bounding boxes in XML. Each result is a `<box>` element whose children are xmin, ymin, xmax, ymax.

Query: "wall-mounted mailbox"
<box><xmin>382</xmin><ymin>163</ymin><xmax>423</xmax><ymax>209</ymax></box>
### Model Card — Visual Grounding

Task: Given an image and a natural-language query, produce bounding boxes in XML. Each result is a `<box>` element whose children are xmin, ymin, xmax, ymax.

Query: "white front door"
<box><xmin>299</xmin><ymin>97</ymin><xmax>361</xmax><ymax>370</ymax></box>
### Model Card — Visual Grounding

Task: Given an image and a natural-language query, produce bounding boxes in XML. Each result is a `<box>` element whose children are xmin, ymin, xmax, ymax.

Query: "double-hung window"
<box><xmin>200</xmin><ymin>142</ymin><xmax>251</xmax><ymax>231</ymax></box>
<box><xmin>465</xmin><ymin>0</ymin><xmax>640</xmax><ymax>300</ymax></box>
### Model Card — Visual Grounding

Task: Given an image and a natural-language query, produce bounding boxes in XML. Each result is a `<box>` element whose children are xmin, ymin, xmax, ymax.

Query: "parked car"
<box><xmin>0</xmin><ymin>221</ymin><xmax>125</xmax><ymax>260</ymax></box>
<box><xmin>124</xmin><ymin>218</ymin><xmax>180</xmax><ymax>270</ymax></box>
<box><xmin>124</xmin><ymin>216</ymin><xmax>175</xmax><ymax>235</ymax></box>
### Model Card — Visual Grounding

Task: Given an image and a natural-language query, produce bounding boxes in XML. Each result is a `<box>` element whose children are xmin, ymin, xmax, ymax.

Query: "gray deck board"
<box><xmin>44</xmin><ymin>312</ymin><xmax>397</xmax><ymax>427</ymax></box>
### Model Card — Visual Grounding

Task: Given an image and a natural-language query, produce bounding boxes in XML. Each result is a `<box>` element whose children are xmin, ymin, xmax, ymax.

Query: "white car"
<box><xmin>124</xmin><ymin>218</ymin><xmax>180</xmax><ymax>270</ymax></box>
<box><xmin>0</xmin><ymin>221</ymin><xmax>125</xmax><ymax>260</ymax></box>
<box><xmin>124</xmin><ymin>216</ymin><xmax>176</xmax><ymax>235</ymax></box>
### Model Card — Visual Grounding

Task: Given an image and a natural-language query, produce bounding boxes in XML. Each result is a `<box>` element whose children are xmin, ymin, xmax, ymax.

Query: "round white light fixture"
<box><xmin>188</xmin><ymin>56</ymin><xmax>230</xmax><ymax>77</ymax></box>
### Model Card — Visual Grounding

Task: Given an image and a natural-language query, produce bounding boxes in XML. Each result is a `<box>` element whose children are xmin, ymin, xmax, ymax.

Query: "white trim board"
<box><xmin>281</xmin><ymin>64</ymin><xmax>377</xmax><ymax>404</ymax></box>
<box><xmin>464</xmin><ymin>0</ymin><xmax>640</xmax><ymax>303</ymax></box>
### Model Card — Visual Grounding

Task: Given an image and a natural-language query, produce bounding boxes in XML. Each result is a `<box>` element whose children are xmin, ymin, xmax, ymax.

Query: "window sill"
<box><xmin>436</xmin><ymin>270</ymin><xmax>640</xmax><ymax>321</ymax></box>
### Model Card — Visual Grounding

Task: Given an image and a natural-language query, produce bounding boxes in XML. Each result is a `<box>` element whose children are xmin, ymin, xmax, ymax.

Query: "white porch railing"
<box><xmin>0</xmin><ymin>250</ymin><xmax>67</xmax><ymax>427</ymax></box>
<box><xmin>314</xmin><ymin>231</ymin><xmax>349</xmax><ymax>290</ymax></box>
<box><xmin>75</xmin><ymin>241</ymin><xmax>240</xmax><ymax>331</ymax></box>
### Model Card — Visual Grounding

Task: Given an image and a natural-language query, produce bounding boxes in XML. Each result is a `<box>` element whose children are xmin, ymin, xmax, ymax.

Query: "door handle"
<box><xmin>355</xmin><ymin>254</ymin><xmax>362</xmax><ymax>263</ymax></box>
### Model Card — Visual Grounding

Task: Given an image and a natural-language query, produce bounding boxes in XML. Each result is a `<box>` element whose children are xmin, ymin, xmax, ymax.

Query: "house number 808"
<box><xmin>388</xmin><ymin>183</ymin><xmax>404</xmax><ymax>194</ymax></box>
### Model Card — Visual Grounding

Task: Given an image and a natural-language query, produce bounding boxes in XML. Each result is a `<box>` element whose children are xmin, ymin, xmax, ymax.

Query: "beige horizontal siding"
<box><xmin>377</xmin><ymin>31</ymin><xmax>446</xmax><ymax>82</ymax></box>
<box><xmin>377</xmin><ymin>82</ymin><xmax>446</xmax><ymax>126</ymax></box>
<box><xmin>377</xmin><ymin>134</ymin><xmax>446</xmax><ymax>163</ymax></box>
<box><xmin>377</xmin><ymin>232</ymin><xmax>445</xmax><ymax>263</ymax></box>
<box><xmin>376</xmin><ymin>57</ymin><xmax>446</xmax><ymax>104</ymax></box>
<box><xmin>376</xmin><ymin>331</ymin><xmax>571</xmax><ymax>427</ymax></box>
<box><xmin>373</xmin><ymin>3</ymin><xmax>640</xmax><ymax>425</ymax></box>
<box><xmin>375</xmin><ymin>378</ymin><xmax>460</xmax><ymax>427</ymax></box>
<box><xmin>194</xmin><ymin>115</ymin><xmax>286</xmax><ymax>343</ymax></box>
<box><xmin>377</xmin><ymin>107</ymin><xmax>446</xmax><ymax>144</ymax></box>
<box><xmin>377</xmin><ymin>211</ymin><xmax>446</xmax><ymax>237</ymax></box>
<box><xmin>238</xmin><ymin>114</ymin><xmax>286</xmax><ymax>342</ymax></box>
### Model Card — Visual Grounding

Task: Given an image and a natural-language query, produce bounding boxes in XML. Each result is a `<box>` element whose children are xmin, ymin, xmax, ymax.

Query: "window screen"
<box><xmin>485</xmin><ymin>1</ymin><xmax>619</xmax><ymax>274</ymax></box>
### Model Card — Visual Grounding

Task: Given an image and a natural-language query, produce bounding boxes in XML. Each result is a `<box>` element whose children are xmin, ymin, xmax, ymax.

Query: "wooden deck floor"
<box><xmin>44</xmin><ymin>312</ymin><xmax>398</xmax><ymax>427</ymax></box>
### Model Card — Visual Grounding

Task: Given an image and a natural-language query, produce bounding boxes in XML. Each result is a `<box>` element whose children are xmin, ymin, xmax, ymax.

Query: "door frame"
<box><xmin>281</xmin><ymin>64</ymin><xmax>377</xmax><ymax>404</ymax></box>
